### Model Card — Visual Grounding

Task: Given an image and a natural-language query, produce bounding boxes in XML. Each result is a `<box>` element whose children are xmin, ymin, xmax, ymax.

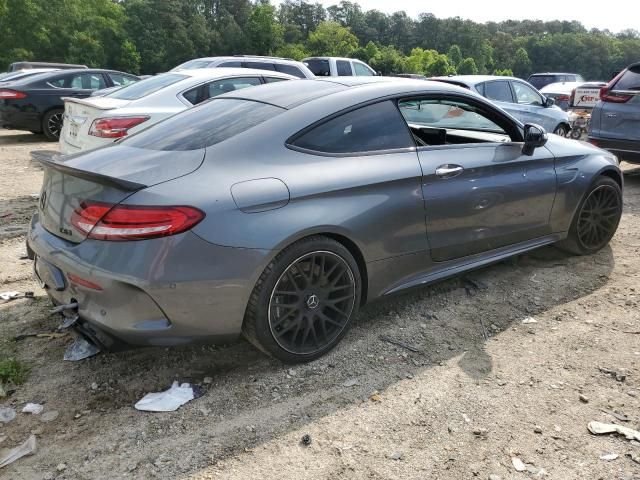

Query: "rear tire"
<box><xmin>557</xmin><ymin>176</ymin><xmax>622</xmax><ymax>255</ymax></box>
<box><xmin>42</xmin><ymin>109</ymin><xmax>64</xmax><ymax>141</ymax></box>
<box><xmin>242</xmin><ymin>236</ymin><xmax>361</xmax><ymax>363</ymax></box>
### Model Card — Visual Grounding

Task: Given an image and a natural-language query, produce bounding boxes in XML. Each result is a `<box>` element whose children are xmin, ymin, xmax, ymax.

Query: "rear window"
<box><xmin>274</xmin><ymin>64</ymin><xmax>305</xmax><ymax>78</ymax></box>
<box><xmin>305</xmin><ymin>59</ymin><xmax>330</xmax><ymax>77</ymax></box>
<box><xmin>122</xmin><ymin>99</ymin><xmax>284</xmax><ymax>151</ymax></box>
<box><xmin>107</xmin><ymin>73</ymin><xmax>187</xmax><ymax>100</ymax></box>
<box><xmin>173</xmin><ymin>60</ymin><xmax>212</xmax><ymax>70</ymax></box>
<box><xmin>614</xmin><ymin>66</ymin><xmax>640</xmax><ymax>91</ymax></box>
<box><xmin>528</xmin><ymin>75</ymin><xmax>556</xmax><ymax>89</ymax></box>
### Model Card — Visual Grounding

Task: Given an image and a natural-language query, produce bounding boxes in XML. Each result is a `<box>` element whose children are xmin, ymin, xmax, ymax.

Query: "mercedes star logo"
<box><xmin>306</xmin><ymin>294</ymin><xmax>320</xmax><ymax>309</ymax></box>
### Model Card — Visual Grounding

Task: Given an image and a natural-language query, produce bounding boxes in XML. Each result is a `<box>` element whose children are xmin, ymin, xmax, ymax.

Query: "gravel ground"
<box><xmin>0</xmin><ymin>129</ymin><xmax>639</xmax><ymax>480</ymax></box>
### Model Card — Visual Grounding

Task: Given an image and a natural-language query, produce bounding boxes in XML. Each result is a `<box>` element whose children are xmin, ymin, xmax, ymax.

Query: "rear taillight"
<box><xmin>0</xmin><ymin>89</ymin><xmax>27</xmax><ymax>99</ymax></box>
<box><xmin>89</xmin><ymin>116</ymin><xmax>150</xmax><ymax>138</ymax></box>
<box><xmin>71</xmin><ymin>201</ymin><xmax>205</xmax><ymax>241</ymax></box>
<box><xmin>600</xmin><ymin>69</ymin><xmax>632</xmax><ymax>103</ymax></box>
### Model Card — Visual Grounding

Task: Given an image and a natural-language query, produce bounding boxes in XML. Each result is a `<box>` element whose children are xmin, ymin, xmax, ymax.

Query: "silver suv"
<box><xmin>171</xmin><ymin>56</ymin><xmax>314</xmax><ymax>79</ymax></box>
<box><xmin>588</xmin><ymin>62</ymin><xmax>640</xmax><ymax>164</ymax></box>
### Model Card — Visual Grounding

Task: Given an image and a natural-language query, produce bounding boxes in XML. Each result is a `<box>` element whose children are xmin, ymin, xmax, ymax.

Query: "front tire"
<box><xmin>242</xmin><ymin>236</ymin><xmax>361</xmax><ymax>363</ymax></box>
<box><xmin>42</xmin><ymin>109</ymin><xmax>64</xmax><ymax>141</ymax></box>
<box><xmin>558</xmin><ymin>176</ymin><xmax>622</xmax><ymax>255</ymax></box>
<box><xmin>553</xmin><ymin>124</ymin><xmax>569</xmax><ymax>137</ymax></box>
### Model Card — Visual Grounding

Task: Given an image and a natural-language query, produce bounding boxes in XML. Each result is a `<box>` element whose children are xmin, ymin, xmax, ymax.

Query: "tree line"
<box><xmin>1</xmin><ymin>0</ymin><xmax>638</xmax><ymax>80</ymax></box>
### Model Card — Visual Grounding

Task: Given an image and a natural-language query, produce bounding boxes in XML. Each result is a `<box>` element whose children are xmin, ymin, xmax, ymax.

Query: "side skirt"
<box><xmin>383</xmin><ymin>233</ymin><xmax>565</xmax><ymax>296</ymax></box>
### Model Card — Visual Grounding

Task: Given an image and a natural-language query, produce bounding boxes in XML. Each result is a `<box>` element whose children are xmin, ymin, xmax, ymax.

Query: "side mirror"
<box><xmin>522</xmin><ymin>124</ymin><xmax>548</xmax><ymax>156</ymax></box>
<box><xmin>544</xmin><ymin>96</ymin><xmax>555</xmax><ymax>107</ymax></box>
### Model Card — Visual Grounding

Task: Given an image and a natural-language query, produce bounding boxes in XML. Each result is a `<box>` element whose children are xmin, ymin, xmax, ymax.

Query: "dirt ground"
<box><xmin>0</xmin><ymin>128</ymin><xmax>639</xmax><ymax>480</ymax></box>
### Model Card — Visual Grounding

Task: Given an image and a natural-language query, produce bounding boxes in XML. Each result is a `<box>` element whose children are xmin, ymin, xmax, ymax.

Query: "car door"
<box><xmin>596</xmin><ymin>65</ymin><xmax>640</xmax><ymax>142</ymax></box>
<box><xmin>510</xmin><ymin>80</ymin><xmax>555</xmax><ymax>131</ymax></box>
<box><xmin>397</xmin><ymin>94</ymin><xmax>557</xmax><ymax>262</ymax></box>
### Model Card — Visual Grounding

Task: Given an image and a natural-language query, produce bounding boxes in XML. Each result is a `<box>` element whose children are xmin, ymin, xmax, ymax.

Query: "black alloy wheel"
<box><xmin>43</xmin><ymin>109</ymin><xmax>64</xmax><ymax>141</ymax></box>
<box><xmin>269</xmin><ymin>251</ymin><xmax>356</xmax><ymax>355</ymax></box>
<box><xmin>576</xmin><ymin>184</ymin><xmax>622</xmax><ymax>251</ymax></box>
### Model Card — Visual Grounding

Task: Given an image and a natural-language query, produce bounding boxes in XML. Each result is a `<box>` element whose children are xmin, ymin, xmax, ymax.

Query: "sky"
<box><xmin>298</xmin><ymin>0</ymin><xmax>639</xmax><ymax>33</ymax></box>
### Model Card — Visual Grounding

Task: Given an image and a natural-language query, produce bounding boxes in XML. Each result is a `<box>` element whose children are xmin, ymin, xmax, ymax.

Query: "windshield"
<box><xmin>528</xmin><ymin>75</ymin><xmax>556</xmax><ymax>89</ymax></box>
<box><xmin>107</xmin><ymin>73</ymin><xmax>187</xmax><ymax>100</ymax></box>
<box><xmin>172</xmin><ymin>60</ymin><xmax>213</xmax><ymax>71</ymax></box>
<box><xmin>122</xmin><ymin>99</ymin><xmax>285</xmax><ymax>151</ymax></box>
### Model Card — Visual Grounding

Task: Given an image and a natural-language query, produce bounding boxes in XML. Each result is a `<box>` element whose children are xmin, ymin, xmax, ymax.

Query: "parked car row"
<box><xmin>28</xmin><ymin>74</ymin><xmax>623</xmax><ymax>363</ymax></box>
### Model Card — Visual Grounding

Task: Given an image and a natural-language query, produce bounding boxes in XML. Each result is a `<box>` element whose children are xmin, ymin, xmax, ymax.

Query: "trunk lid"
<box><xmin>61</xmin><ymin>97</ymin><xmax>132</xmax><ymax>150</ymax></box>
<box><xmin>34</xmin><ymin>145</ymin><xmax>205</xmax><ymax>243</ymax></box>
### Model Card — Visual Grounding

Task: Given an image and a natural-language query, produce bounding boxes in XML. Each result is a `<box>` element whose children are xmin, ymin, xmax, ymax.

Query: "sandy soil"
<box><xmin>0</xmin><ymin>129</ymin><xmax>639</xmax><ymax>480</ymax></box>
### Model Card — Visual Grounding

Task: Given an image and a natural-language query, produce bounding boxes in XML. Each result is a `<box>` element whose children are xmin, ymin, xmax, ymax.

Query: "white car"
<box><xmin>59</xmin><ymin>68</ymin><xmax>295</xmax><ymax>154</ymax></box>
<box><xmin>302</xmin><ymin>57</ymin><xmax>377</xmax><ymax>77</ymax></box>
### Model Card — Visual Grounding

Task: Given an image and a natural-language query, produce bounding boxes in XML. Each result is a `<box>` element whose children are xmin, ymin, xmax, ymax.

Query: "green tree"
<box><xmin>425</xmin><ymin>54</ymin><xmax>453</xmax><ymax>76</ymax></box>
<box><xmin>512</xmin><ymin>47</ymin><xmax>532</xmax><ymax>78</ymax></box>
<box><xmin>275</xmin><ymin>43</ymin><xmax>309</xmax><ymax>61</ymax></box>
<box><xmin>447</xmin><ymin>45</ymin><xmax>462</xmax><ymax>66</ymax></box>
<box><xmin>247</xmin><ymin>3</ymin><xmax>284</xmax><ymax>55</ymax></box>
<box><xmin>306</xmin><ymin>21</ymin><xmax>358</xmax><ymax>57</ymax></box>
<box><xmin>370</xmin><ymin>44</ymin><xmax>404</xmax><ymax>74</ymax></box>
<box><xmin>457</xmin><ymin>57</ymin><xmax>478</xmax><ymax>74</ymax></box>
<box><xmin>493</xmin><ymin>68</ymin><xmax>514</xmax><ymax>76</ymax></box>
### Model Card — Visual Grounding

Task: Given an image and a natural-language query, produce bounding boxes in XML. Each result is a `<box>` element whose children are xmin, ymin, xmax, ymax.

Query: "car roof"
<box><xmin>219</xmin><ymin>76</ymin><xmax>469</xmax><ymax>109</ymax></box>
<box><xmin>303</xmin><ymin>56</ymin><xmax>363</xmax><ymax>62</ymax></box>
<box><xmin>8</xmin><ymin>69</ymin><xmax>135</xmax><ymax>86</ymax></box>
<box><xmin>173</xmin><ymin>68</ymin><xmax>295</xmax><ymax>79</ymax></box>
<box><xmin>182</xmin><ymin>56</ymin><xmax>298</xmax><ymax>64</ymax></box>
<box><xmin>430</xmin><ymin>75</ymin><xmax>520</xmax><ymax>86</ymax></box>
<box><xmin>529</xmin><ymin>72</ymin><xmax>580</xmax><ymax>76</ymax></box>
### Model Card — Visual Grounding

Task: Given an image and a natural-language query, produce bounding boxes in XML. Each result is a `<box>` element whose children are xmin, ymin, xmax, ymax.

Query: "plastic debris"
<box><xmin>63</xmin><ymin>336</ymin><xmax>100</xmax><ymax>361</ymax></box>
<box><xmin>601</xmin><ymin>409</ymin><xmax>629</xmax><ymax>422</ymax></box>
<box><xmin>0</xmin><ymin>407</ymin><xmax>16</xmax><ymax>423</ymax></box>
<box><xmin>135</xmin><ymin>381</ymin><xmax>196</xmax><ymax>412</ymax></box>
<box><xmin>388</xmin><ymin>451</ymin><xmax>403</xmax><ymax>460</ymax></box>
<box><xmin>22</xmin><ymin>403</ymin><xmax>44</xmax><ymax>415</ymax></box>
<box><xmin>512</xmin><ymin>457</ymin><xmax>527</xmax><ymax>472</ymax></box>
<box><xmin>342</xmin><ymin>378</ymin><xmax>359</xmax><ymax>387</ymax></box>
<box><xmin>588</xmin><ymin>421</ymin><xmax>640</xmax><ymax>441</ymax></box>
<box><xmin>0</xmin><ymin>434</ymin><xmax>37</xmax><ymax>469</ymax></box>
<box><xmin>600</xmin><ymin>453</ymin><xmax>618</xmax><ymax>461</ymax></box>
<box><xmin>598</xmin><ymin>366</ymin><xmax>626</xmax><ymax>382</ymax></box>
<box><xmin>522</xmin><ymin>317</ymin><xmax>538</xmax><ymax>324</ymax></box>
<box><xmin>0</xmin><ymin>291</ymin><xmax>34</xmax><ymax>302</ymax></box>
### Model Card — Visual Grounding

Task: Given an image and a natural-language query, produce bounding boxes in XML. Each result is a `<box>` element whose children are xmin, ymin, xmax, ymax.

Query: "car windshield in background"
<box><xmin>172</xmin><ymin>60</ymin><xmax>212</xmax><ymax>70</ymax></box>
<box><xmin>107</xmin><ymin>73</ymin><xmax>187</xmax><ymax>100</ymax></box>
<box><xmin>528</xmin><ymin>76</ymin><xmax>556</xmax><ymax>89</ymax></box>
<box><xmin>122</xmin><ymin>99</ymin><xmax>284</xmax><ymax>151</ymax></box>
<box><xmin>399</xmin><ymin>99</ymin><xmax>505</xmax><ymax>134</ymax></box>
<box><xmin>305</xmin><ymin>59</ymin><xmax>330</xmax><ymax>76</ymax></box>
<box><xmin>615</xmin><ymin>66</ymin><xmax>640</xmax><ymax>91</ymax></box>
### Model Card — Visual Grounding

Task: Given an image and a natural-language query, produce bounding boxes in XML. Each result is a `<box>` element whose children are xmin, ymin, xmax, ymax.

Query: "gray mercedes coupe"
<box><xmin>28</xmin><ymin>77</ymin><xmax>623</xmax><ymax>363</ymax></box>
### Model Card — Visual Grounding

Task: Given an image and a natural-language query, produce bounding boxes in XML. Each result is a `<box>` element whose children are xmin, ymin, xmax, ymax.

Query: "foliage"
<box><xmin>0</xmin><ymin>0</ymin><xmax>637</xmax><ymax>79</ymax></box>
<box><xmin>307</xmin><ymin>21</ymin><xmax>358</xmax><ymax>57</ymax></box>
<box><xmin>457</xmin><ymin>57</ymin><xmax>478</xmax><ymax>75</ymax></box>
<box><xmin>0</xmin><ymin>357</ymin><xmax>30</xmax><ymax>386</ymax></box>
<box><xmin>493</xmin><ymin>68</ymin><xmax>514</xmax><ymax>76</ymax></box>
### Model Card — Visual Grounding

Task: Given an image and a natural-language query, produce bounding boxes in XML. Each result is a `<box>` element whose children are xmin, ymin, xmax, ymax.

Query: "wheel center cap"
<box><xmin>306</xmin><ymin>294</ymin><xmax>320</xmax><ymax>310</ymax></box>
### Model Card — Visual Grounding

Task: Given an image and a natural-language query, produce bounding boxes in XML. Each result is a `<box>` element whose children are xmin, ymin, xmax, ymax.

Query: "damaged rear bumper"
<box><xmin>28</xmin><ymin>213</ymin><xmax>271</xmax><ymax>349</ymax></box>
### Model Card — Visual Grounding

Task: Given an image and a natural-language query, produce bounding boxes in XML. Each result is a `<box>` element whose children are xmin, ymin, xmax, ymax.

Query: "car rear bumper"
<box><xmin>0</xmin><ymin>105</ymin><xmax>42</xmax><ymax>131</ymax></box>
<box><xmin>587</xmin><ymin>136</ymin><xmax>640</xmax><ymax>163</ymax></box>
<box><xmin>27</xmin><ymin>213</ymin><xmax>271</xmax><ymax>348</ymax></box>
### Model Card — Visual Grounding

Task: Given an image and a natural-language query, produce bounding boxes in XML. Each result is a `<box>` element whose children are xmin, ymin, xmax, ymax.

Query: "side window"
<box><xmin>109</xmin><ymin>73</ymin><xmax>138</xmax><ymax>87</ymax></box>
<box><xmin>353</xmin><ymin>62</ymin><xmax>374</xmax><ymax>76</ymax></box>
<box><xmin>245</xmin><ymin>62</ymin><xmax>276</xmax><ymax>71</ymax></box>
<box><xmin>484</xmin><ymin>81</ymin><xmax>513</xmax><ymax>103</ymax></box>
<box><xmin>206</xmin><ymin>77</ymin><xmax>262</xmax><ymax>99</ymax></box>
<box><xmin>264</xmin><ymin>77</ymin><xmax>288</xmax><ymax>83</ymax></box>
<box><xmin>398</xmin><ymin>97</ymin><xmax>510</xmax><ymax>145</ymax></box>
<box><xmin>274</xmin><ymin>64</ymin><xmax>305</xmax><ymax>78</ymax></box>
<box><xmin>182</xmin><ymin>86</ymin><xmax>203</xmax><ymax>105</ymax></box>
<box><xmin>512</xmin><ymin>82</ymin><xmax>543</xmax><ymax>106</ymax></box>
<box><xmin>304</xmin><ymin>59</ymin><xmax>330</xmax><ymax>76</ymax></box>
<box><xmin>614</xmin><ymin>65</ymin><xmax>640</xmax><ymax>90</ymax></box>
<box><xmin>291</xmin><ymin>101</ymin><xmax>414</xmax><ymax>154</ymax></box>
<box><xmin>475</xmin><ymin>83</ymin><xmax>485</xmax><ymax>96</ymax></box>
<box><xmin>219</xmin><ymin>61</ymin><xmax>242</xmax><ymax>67</ymax></box>
<box><xmin>48</xmin><ymin>76</ymin><xmax>68</xmax><ymax>88</ymax></box>
<box><xmin>336</xmin><ymin>60</ymin><xmax>353</xmax><ymax>76</ymax></box>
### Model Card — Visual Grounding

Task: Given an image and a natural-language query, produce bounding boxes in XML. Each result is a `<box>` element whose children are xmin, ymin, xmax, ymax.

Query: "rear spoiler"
<box><xmin>31</xmin><ymin>150</ymin><xmax>146</xmax><ymax>191</ymax></box>
<box><xmin>60</xmin><ymin>97</ymin><xmax>113</xmax><ymax>109</ymax></box>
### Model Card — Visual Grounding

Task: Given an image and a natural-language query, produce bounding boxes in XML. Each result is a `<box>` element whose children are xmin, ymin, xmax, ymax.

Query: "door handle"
<box><xmin>605</xmin><ymin>113</ymin><xmax>617</xmax><ymax>118</ymax></box>
<box><xmin>435</xmin><ymin>164</ymin><xmax>464</xmax><ymax>178</ymax></box>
